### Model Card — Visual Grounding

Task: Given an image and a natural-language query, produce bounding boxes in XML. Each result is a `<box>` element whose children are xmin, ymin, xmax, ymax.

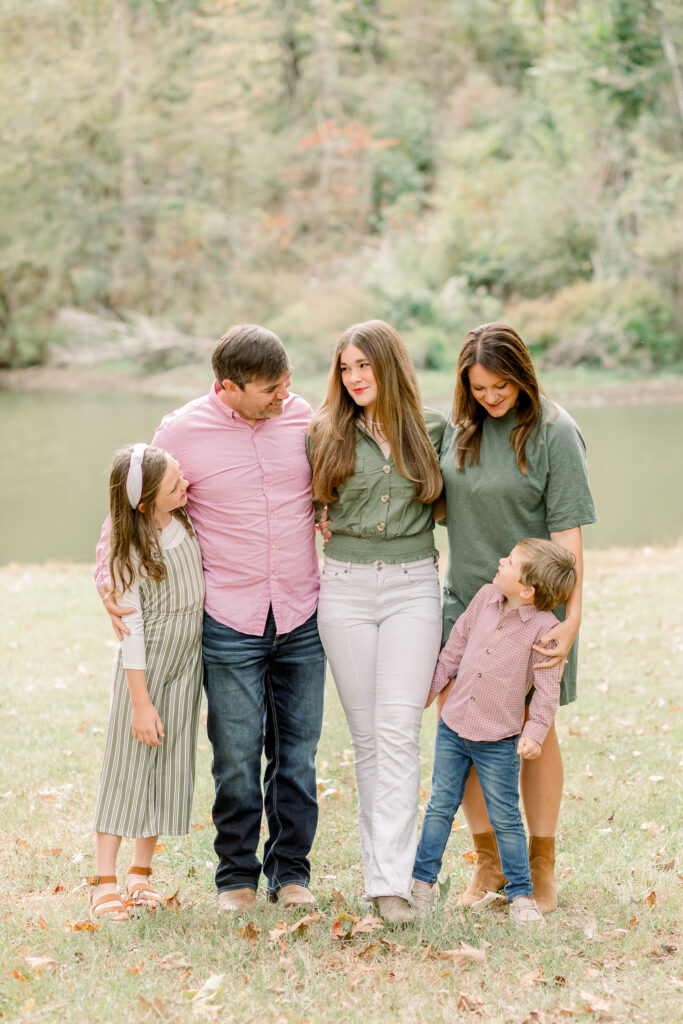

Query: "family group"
<box><xmin>87</xmin><ymin>320</ymin><xmax>596</xmax><ymax>928</ymax></box>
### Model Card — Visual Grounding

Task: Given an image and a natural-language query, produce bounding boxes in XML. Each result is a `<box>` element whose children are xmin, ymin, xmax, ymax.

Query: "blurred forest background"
<box><xmin>2</xmin><ymin>0</ymin><xmax>683</xmax><ymax>375</ymax></box>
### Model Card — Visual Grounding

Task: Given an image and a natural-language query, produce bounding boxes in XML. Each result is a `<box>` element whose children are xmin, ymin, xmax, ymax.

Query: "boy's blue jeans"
<box><xmin>413</xmin><ymin>719</ymin><xmax>532</xmax><ymax>902</ymax></box>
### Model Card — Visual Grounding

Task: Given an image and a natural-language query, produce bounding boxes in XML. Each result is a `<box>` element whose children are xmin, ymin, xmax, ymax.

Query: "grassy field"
<box><xmin>1</xmin><ymin>546</ymin><xmax>681</xmax><ymax>1023</ymax></box>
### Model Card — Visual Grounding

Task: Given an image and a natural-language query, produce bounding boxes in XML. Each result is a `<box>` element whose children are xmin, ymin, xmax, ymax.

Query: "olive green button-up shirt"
<box><xmin>306</xmin><ymin>408</ymin><xmax>447</xmax><ymax>564</ymax></box>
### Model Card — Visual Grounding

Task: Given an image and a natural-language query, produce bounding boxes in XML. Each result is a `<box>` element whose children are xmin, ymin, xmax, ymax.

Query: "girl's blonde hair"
<box><xmin>453</xmin><ymin>323</ymin><xmax>544</xmax><ymax>474</ymax></box>
<box><xmin>108</xmin><ymin>445</ymin><xmax>193</xmax><ymax>592</ymax></box>
<box><xmin>309</xmin><ymin>320</ymin><xmax>442</xmax><ymax>504</ymax></box>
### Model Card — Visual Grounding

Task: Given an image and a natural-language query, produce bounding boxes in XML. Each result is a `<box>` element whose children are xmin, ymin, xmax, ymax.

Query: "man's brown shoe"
<box><xmin>275</xmin><ymin>884</ymin><xmax>316</xmax><ymax>908</ymax></box>
<box><xmin>218</xmin><ymin>887</ymin><xmax>256</xmax><ymax>913</ymax></box>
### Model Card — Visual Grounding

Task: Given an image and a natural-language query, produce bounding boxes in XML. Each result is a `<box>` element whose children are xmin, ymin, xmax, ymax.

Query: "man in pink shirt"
<box><xmin>98</xmin><ymin>325</ymin><xmax>325</xmax><ymax>912</ymax></box>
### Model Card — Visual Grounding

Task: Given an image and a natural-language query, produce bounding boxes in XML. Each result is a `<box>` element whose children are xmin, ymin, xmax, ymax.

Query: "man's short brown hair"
<box><xmin>212</xmin><ymin>324</ymin><xmax>291</xmax><ymax>389</ymax></box>
<box><xmin>517</xmin><ymin>538</ymin><xmax>577</xmax><ymax>611</ymax></box>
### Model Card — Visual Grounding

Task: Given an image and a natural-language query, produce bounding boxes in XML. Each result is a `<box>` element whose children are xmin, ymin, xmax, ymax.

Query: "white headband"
<box><xmin>125</xmin><ymin>443</ymin><xmax>149</xmax><ymax>510</ymax></box>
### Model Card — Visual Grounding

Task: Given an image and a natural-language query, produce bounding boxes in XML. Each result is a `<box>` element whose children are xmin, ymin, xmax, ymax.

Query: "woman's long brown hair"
<box><xmin>453</xmin><ymin>323</ymin><xmax>543</xmax><ymax>474</ymax></box>
<box><xmin>310</xmin><ymin>320</ymin><xmax>442</xmax><ymax>503</ymax></box>
<box><xmin>108</xmin><ymin>445</ymin><xmax>193</xmax><ymax>592</ymax></box>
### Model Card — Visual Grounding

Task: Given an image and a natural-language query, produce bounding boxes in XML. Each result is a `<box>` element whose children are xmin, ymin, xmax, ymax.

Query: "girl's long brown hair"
<box><xmin>309</xmin><ymin>320</ymin><xmax>442</xmax><ymax>504</ymax></box>
<box><xmin>108</xmin><ymin>445</ymin><xmax>193</xmax><ymax>592</ymax></box>
<box><xmin>453</xmin><ymin>323</ymin><xmax>544</xmax><ymax>474</ymax></box>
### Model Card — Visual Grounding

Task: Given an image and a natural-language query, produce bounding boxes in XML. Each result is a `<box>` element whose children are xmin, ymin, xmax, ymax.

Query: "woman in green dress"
<box><xmin>438</xmin><ymin>323</ymin><xmax>597</xmax><ymax>912</ymax></box>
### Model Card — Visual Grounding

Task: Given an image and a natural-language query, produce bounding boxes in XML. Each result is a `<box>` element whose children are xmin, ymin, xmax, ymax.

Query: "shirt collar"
<box><xmin>490</xmin><ymin>585</ymin><xmax>539</xmax><ymax>621</ymax></box>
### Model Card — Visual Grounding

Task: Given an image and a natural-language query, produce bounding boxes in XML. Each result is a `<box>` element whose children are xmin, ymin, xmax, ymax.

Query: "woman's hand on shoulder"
<box><xmin>532</xmin><ymin>618</ymin><xmax>577</xmax><ymax>671</ymax></box>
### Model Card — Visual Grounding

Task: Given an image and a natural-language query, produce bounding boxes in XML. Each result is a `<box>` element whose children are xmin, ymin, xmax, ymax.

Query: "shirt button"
<box><xmin>497</xmin><ymin>625</ymin><xmax>502</xmax><ymax>630</ymax></box>
<box><xmin>477</xmin><ymin>672</ymin><xmax>482</xmax><ymax>678</ymax></box>
<box><xmin>380</xmin><ymin>493</ymin><xmax>390</xmax><ymax>503</ymax></box>
<box><xmin>470</xmin><ymin>695</ymin><xmax>476</xmax><ymax>701</ymax></box>
<box><xmin>486</xmin><ymin>649</ymin><xmax>490</xmax><ymax>654</ymax></box>
<box><xmin>377</xmin><ymin>523</ymin><xmax>386</xmax><ymax>532</ymax></box>
<box><xmin>382</xmin><ymin>464</ymin><xmax>391</xmax><ymax>474</ymax></box>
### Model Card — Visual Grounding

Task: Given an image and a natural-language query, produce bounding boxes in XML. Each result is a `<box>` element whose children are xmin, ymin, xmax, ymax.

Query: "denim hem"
<box><xmin>217</xmin><ymin>883</ymin><xmax>258</xmax><ymax>894</ymax></box>
<box><xmin>266</xmin><ymin>878</ymin><xmax>311</xmax><ymax>894</ymax></box>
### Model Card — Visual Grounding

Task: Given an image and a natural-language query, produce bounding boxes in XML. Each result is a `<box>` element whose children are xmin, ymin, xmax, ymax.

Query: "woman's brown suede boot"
<box><xmin>529</xmin><ymin>835</ymin><xmax>557</xmax><ymax>912</ymax></box>
<box><xmin>456</xmin><ymin>830</ymin><xmax>508</xmax><ymax>907</ymax></box>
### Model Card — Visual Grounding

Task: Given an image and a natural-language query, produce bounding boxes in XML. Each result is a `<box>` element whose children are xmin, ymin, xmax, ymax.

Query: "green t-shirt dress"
<box><xmin>440</xmin><ymin>397</ymin><xmax>598</xmax><ymax>705</ymax></box>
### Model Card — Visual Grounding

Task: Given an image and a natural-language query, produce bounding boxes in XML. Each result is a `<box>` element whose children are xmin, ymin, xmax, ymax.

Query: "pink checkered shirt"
<box><xmin>95</xmin><ymin>385</ymin><xmax>319</xmax><ymax>637</ymax></box>
<box><xmin>431</xmin><ymin>584</ymin><xmax>562</xmax><ymax>745</ymax></box>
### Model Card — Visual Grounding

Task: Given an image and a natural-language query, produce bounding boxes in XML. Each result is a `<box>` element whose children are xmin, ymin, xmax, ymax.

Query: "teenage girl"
<box><xmin>88</xmin><ymin>444</ymin><xmax>204</xmax><ymax>921</ymax></box>
<box><xmin>307</xmin><ymin>320</ymin><xmax>445</xmax><ymax>924</ymax></box>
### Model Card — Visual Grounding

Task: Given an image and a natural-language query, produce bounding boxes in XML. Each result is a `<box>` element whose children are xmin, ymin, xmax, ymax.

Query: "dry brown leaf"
<box><xmin>161</xmin><ymin>890</ymin><xmax>180</xmax><ymax>911</ymax></box>
<box><xmin>138</xmin><ymin>994</ymin><xmax>170</xmax><ymax>1017</ymax></box>
<box><xmin>331</xmin><ymin>912</ymin><xmax>357</xmax><ymax>940</ymax></box>
<box><xmin>268</xmin><ymin>923</ymin><xmax>289</xmax><ymax>945</ymax></box>
<box><xmin>37</xmin><ymin>915</ymin><xmax>48</xmax><ymax>930</ymax></box>
<box><xmin>13</xmin><ymin>970</ymin><xmax>29</xmax><ymax>981</ymax></box>
<box><xmin>67</xmin><ymin>919</ymin><xmax>100</xmax><ymax>932</ymax></box>
<box><xmin>433</xmin><ymin>943</ymin><xmax>486</xmax><ymax>966</ymax></box>
<box><xmin>155</xmin><ymin>842</ymin><xmax>168</xmax><ymax>853</ymax></box>
<box><xmin>644</xmin><ymin>890</ymin><xmax>656</xmax><ymax>906</ymax></box>
<box><xmin>520</xmin><ymin>966</ymin><xmax>546</xmax><ymax>987</ymax></box>
<box><xmin>380</xmin><ymin>938</ymin><xmax>405</xmax><ymax>953</ymax></box>
<box><xmin>53</xmin><ymin>884</ymin><xmax>65</xmax><ymax>894</ymax></box>
<box><xmin>160</xmin><ymin>952</ymin><xmax>192</xmax><ymax>971</ymax></box>
<box><xmin>126</xmin><ymin>961</ymin><xmax>144</xmax><ymax>976</ymax></box>
<box><xmin>289</xmin><ymin>912</ymin><xmax>322</xmax><ymax>934</ymax></box>
<box><xmin>356</xmin><ymin>942</ymin><xmax>383</xmax><ymax>958</ymax></box>
<box><xmin>351</xmin><ymin>913</ymin><xmax>383</xmax><ymax>935</ymax></box>
<box><xmin>461</xmin><ymin>850</ymin><xmax>477</xmax><ymax>863</ymax></box>
<box><xmin>236</xmin><ymin>921</ymin><xmax>261</xmax><ymax>944</ymax></box>
<box><xmin>25</xmin><ymin>957</ymin><xmax>57</xmax><ymax>975</ymax></box>
<box><xmin>456</xmin><ymin>991</ymin><xmax>485</xmax><ymax>1010</ymax></box>
<box><xmin>579</xmin><ymin>990</ymin><xmax>612</xmax><ymax>1013</ymax></box>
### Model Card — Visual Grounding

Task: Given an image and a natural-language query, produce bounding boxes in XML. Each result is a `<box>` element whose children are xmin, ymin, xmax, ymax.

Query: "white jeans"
<box><xmin>317</xmin><ymin>556</ymin><xmax>442</xmax><ymax>899</ymax></box>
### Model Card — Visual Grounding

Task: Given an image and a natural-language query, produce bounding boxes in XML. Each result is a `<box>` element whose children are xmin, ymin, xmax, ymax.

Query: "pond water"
<box><xmin>1</xmin><ymin>389</ymin><xmax>681</xmax><ymax>564</ymax></box>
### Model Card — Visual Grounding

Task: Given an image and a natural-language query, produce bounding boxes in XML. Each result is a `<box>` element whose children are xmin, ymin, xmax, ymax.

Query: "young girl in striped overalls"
<box><xmin>88</xmin><ymin>444</ymin><xmax>204</xmax><ymax>922</ymax></box>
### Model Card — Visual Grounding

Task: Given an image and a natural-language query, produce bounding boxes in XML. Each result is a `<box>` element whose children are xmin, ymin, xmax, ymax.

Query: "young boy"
<box><xmin>412</xmin><ymin>538</ymin><xmax>577</xmax><ymax>926</ymax></box>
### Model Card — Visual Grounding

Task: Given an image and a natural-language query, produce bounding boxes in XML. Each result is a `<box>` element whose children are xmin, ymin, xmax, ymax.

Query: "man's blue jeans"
<box><xmin>202</xmin><ymin>607</ymin><xmax>326</xmax><ymax>895</ymax></box>
<box><xmin>413</xmin><ymin>719</ymin><xmax>532</xmax><ymax>901</ymax></box>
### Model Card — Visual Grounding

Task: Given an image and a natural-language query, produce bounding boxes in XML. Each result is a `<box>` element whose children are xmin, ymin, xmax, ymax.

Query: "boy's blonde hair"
<box><xmin>517</xmin><ymin>538</ymin><xmax>577</xmax><ymax>611</ymax></box>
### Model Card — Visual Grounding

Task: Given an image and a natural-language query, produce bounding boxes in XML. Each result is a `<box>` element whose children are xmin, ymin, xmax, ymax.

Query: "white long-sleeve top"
<box><xmin>115</xmin><ymin>517</ymin><xmax>188</xmax><ymax>671</ymax></box>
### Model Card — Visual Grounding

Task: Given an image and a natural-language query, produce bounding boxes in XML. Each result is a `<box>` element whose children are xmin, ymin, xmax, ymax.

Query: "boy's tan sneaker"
<box><xmin>509</xmin><ymin>895</ymin><xmax>546</xmax><ymax>926</ymax></box>
<box><xmin>411</xmin><ymin>879</ymin><xmax>434</xmax><ymax>919</ymax></box>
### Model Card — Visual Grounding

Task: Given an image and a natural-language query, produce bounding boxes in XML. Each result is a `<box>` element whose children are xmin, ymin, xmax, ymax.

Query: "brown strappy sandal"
<box><xmin>87</xmin><ymin>874</ymin><xmax>129</xmax><ymax>922</ymax></box>
<box><xmin>126</xmin><ymin>865</ymin><xmax>162</xmax><ymax>910</ymax></box>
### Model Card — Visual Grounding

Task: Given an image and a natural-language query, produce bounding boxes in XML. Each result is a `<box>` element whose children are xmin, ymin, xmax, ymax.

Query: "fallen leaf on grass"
<box><xmin>520</xmin><ymin>966</ymin><xmax>546</xmax><ymax>987</ymax></box>
<box><xmin>331</xmin><ymin>912</ymin><xmax>358</xmax><ymax>940</ymax></box>
<box><xmin>431</xmin><ymin>943</ymin><xmax>486</xmax><ymax>966</ymax></box>
<box><xmin>268</xmin><ymin>923</ymin><xmax>289</xmax><ymax>945</ymax></box>
<box><xmin>161</xmin><ymin>890</ymin><xmax>180</xmax><ymax>911</ymax></box>
<box><xmin>644</xmin><ymin>890</ymin><xmax>656</xmax><ymax>906</ymax></box>
<box><xmin>236</xmin><ymin>921</ymin><xmax>261</xmax><ymax>944</ymax></box>
<box><xmin>380</xmin><ymin>938</ymin><xmax>405</xmax><ymax>953</ymax></box>
<box><xmin>13</xmin><ymin>970</ymin><xmax>29</xmax><ymax>982</ymax></box>
<box><xmin>289</xmin><ymin>912</ymin><xmax>322</xmax><ymax>934</ymax></box>
<box><xmin>126</xmin><ymin>961</ymin><xmax>144</xmax><ymax>975</ymax></box>
<box><xmin>579</xmin><ymin>990</ymin><xmax>612</xmax><ymax>1014</ymax></box>
<box><xmin>461</xmin><ymin>850</ymin><xmax>477</xmax><ymax>863</ymax></box>
<box><xmin>37</xmin><ymin>916</ymin><xmax>48</xmax><ymax>930</ymax></box>
<box><xmin>65</xmin><ymin>920</ymin><xmax>100</xmax><ymax>932</ymax></box>
<box><xmin>189</xmin><ymin>974</ymin><xmax>225</xmax><ymax>1003</ymax></box>
<box><xmin>456</xmin><ymin>991</ymin><xmax>485</xmax><ymax>1010</ymax></box>
<box><xmin>138</xmin><ymin>994</ymin><xmax>170</xmax><ymax>1017</ymax></box>
<box><xmin>154</xmin><ymin>843</ymin><xmax>167</xmax><ymax>853</ymax></box>
<box><xmin>53</xmin><ymin>884</ymin><xmax>65</xmax><ymax>894</ymax></box>
<box><xmin>351</xmin><ymin>913</ymin><xmax>383</xmax><ymax>935</ymax></box>
<box><xmin>160</xmin><ymin>953</ymin><xmax>192</xmax><ymax>971</ymax></box>
<box><xmin>357</xmin><ymin>942</ymin><xmax>383</xmax><ymax>958</ymax></box>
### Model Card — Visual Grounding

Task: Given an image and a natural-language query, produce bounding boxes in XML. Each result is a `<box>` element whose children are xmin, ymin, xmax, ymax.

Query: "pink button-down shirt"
<box><xmin>95</xmin><ymin>384</ymin><xmax>320</xmax><ymax>637</ymax></box>
<box><xmin>431</xmin><ymin>584</ymin><xmax>561</xmax><ymax>746</ymax></box>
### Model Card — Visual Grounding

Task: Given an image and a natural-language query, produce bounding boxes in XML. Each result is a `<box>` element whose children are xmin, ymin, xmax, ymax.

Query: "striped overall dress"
<box><xmin>93</xmin><ymin>527</ymin><xmax>205</xmax><ymax>837</ymax></box>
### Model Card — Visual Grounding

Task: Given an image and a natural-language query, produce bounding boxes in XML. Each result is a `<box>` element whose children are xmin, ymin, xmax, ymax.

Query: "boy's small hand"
<box><xmin>517</xmin><ymin>736</ymin><xmax>542</xmax><ymax>760</ymax></box>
